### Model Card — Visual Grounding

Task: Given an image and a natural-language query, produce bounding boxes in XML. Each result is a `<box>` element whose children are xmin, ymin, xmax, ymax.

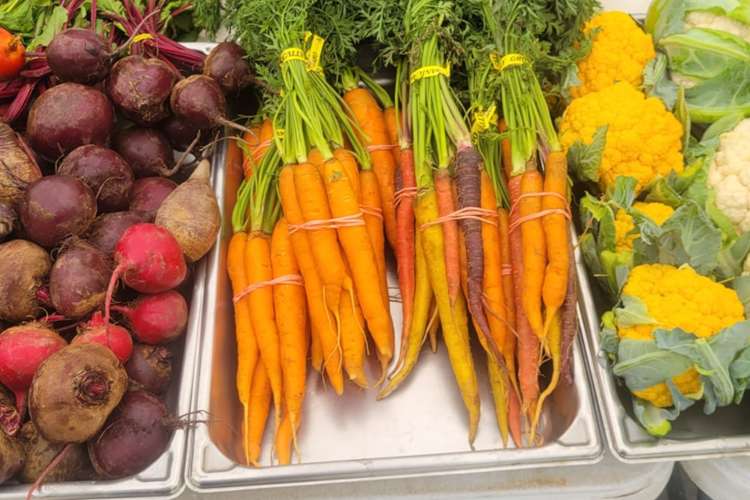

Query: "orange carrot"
<box><xmin>241</xmin><ymin>124</ymin><xmax>261</xmax><ymax>178</ymax></box>
<box><xmin>339</xmin><ymin>263</ymin><xmax>368</xmax><ymax>387</ymax></box>
<box><xmin>434</xmin><ymin>169</ymin><xmax>460</xmax><ymax>304</ymax></box>
<box><xmin>519</xmin><ymin>170</ymin><xmax>546</xmax><ymax>341</ymax></box>
<box><xmin>394</xmin><ymin>146</ymin><xmax>416</xmax><ymax>372</ymax></box>
<box><xmin>247</xmin><ymin>359</ymin><xmax>272</xmax><ymax>466</ymax></box>
<box><xmin>278</xmin><ymin>166</ymin><xmax>344</xmax><ymax>394</ymax></box>
<box><xmin>333</xmin><ymin>148</ymin><xmax>361</xmax><ymax>202</ymax></box>
<box><xmin>498</xmin><ymin>119</ymin><xmax>513</xmax><ymax>181</ymax></box>
<box><xmin>383</xmin><ymin>106</ymin><xmax>400</xmax><ymax>167</ymax></box>
<box><xmin>275</xmin><ymin>413</ymin><xmax>294</xmax><ymax>466</ymax></box>
<box><xmin>360</xmin><ymin>169</ymin><xmax>388</xmax><ymax>308</ymax></box>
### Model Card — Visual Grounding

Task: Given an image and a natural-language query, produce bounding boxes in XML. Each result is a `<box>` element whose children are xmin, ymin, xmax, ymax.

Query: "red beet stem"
<box><xmin>104</xmin><ymin>263</ymin><xmax>126</xmax><ymax>324</ymax></box>
<box><xmin>25</xmin><ymin>443</ymin><xmax>73</xmax><ymax>500</ymax></box>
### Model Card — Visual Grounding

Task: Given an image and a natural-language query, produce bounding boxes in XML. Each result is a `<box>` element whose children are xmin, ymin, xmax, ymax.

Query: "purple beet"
<box><xmin>125</xmin><ymin>344</ymin><xmax>172</xmax><ymax>394</ymax></box>
<box><xmin>170</xmin><ymin>75</ymin><xmax>249</xmax><ymax>133</ymax></box>
<box><xmin>20</xmin><ymin>176</ymin><xmax>97</xmax><ymax>248</ymax></box>
<box><xmin>160</xmin><ymin>115</ymin><xmax>207</xmax><ymax>151</ymax></box>
<box><xmin>108</xmin><ymin>56</ymin><xmax>178</xmax><ymax>125</ymax></box>
<box><xmin>87</xmin><ymin>211</ymin><xmax>145</xmax><ymax>256</ymax></box>
<box><xmin>203</xmin><ymin>42</ymin><xmax>253</xmax><ymax>95</ymax></box>
<box><xmin>113</xmin><ymin>128</ymin><xmax>175</xmax><ymax>178</ymax></box>
<box><xmin>26</xmin><ymin>83</ymin><xmax>114</xmax><ymax>160</ymax></box>
<box><xmin>46</xmin><ymin>28</ymin><xmax>111</xmax><ymax>84</ymax></box>
<box><xmin>128</xmin><ymin>177</ymin><xmax>177</xmax><ymax>221</ymax></box>
<box><xmin>58</xmin><ymin>145</ymin><xmax>135</xmax><ymax>212</ymax></box>
<box><xmin>88</xmin><ymin>390</ymin><xmax>173</xmax><ymax>479</ymax></box>
<box><xmin>0</xmin><ymin>202</ymin><xmax>16</xmax><ymax>241</ymax></box>
<box><xmin>0</xmin><ymin>386</ymin><xmax>20</xmax><ymax>437</ymax></box>
<box><xmin>49</xmin><ymin>239</ymin><xmax>112</xmax><ymax>319</ymax></box>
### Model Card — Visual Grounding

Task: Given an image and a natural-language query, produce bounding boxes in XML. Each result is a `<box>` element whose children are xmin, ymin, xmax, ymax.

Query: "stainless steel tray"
<box><xmin>577</xmin><ymin>249</ymin><xmax>750</xmax><ymax>463</ymax></box>
<box><xmin>185</xmin><ymin>142</ymin><xmax>603</xmax><ymax>493</ymax></box>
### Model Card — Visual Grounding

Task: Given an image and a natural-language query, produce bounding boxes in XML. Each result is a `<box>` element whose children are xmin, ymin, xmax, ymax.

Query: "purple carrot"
<box><xmin>560</xmin><ymin>239</ymin><xmax>578</xmax><ymax>384</ymax></box>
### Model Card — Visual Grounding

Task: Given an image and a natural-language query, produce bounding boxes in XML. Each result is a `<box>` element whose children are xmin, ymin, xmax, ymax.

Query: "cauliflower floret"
<box><xmin>620</xmin><ymin>264</ymin><xmax>745</xmax><ymax>407</ymax></box>
<box><xmin>708</xmin><ymin>119</ymin><xmax>750</xmax><ymax>233</ymax></box>
<box><xmin>560</xmin><ymin>82</ymin><xmax>684</xmax><ymax>192</ymax></box>
<box><xmin>572</xmin><ymin>12</ymin><xmax>655</xmax><ymax>98</ymax></box>
<box><xmin>686</xmin><ymin>11</ymin><xmax>750</xmax><ymax>43</ymax></box>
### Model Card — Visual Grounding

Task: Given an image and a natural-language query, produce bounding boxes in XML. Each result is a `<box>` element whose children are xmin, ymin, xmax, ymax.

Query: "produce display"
<box><xmin>0</xmin><ymin>0</ymin><xmax>227</xmax><ymax>494</ymax></box>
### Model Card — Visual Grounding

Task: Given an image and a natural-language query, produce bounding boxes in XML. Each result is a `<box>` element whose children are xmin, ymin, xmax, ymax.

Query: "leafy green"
<box><xmin>632</xmin><ymin>398</ymin><xmax>673</xmax><ymax>437</ymax></box>
<box><xmin>643</xmin><ymin>53</ymin><xmax>678</xmax><ymax>110</ymax></box>
<box><xmin>614</xmin><ymin>337</ymin><xmax>691</xmax><ymax>390</ymax></box>
<box><xmin>0</xmin><ymin>0</ymin><xmax>41</xmax><ymax>35</ymax></box>
<box><xmin>28</xmin><ymin>5</ymin><xmax>67</xmax><ymax>50</ymax></box>
<box><xmin>567</xmin><ymin>125</ymin><xmax>607</xmax><ymax>184</ymax></box>
<box><xmin>615</xmin><ymin>296</ymin><xmax>657</xmax><ymax>328</ymax></box>
<box><xmin>685</xmin><ymin>63</ymin><xmax>750</xmax><ymax>124</ymax></box>
<box><xmin>732</xmin><ymin>275</ymin><xmax>750</xmax><ymax>318</ymax></box>
<box><xmin>661</xmin><ymin>28</ymin><xmax>750</xmax><ymax>84</ymax></box>
<box><xmin>730</xmin><ymin>345</ymin><xmax>750</xmax><ymax>403</ymax></box>
<box><xmin>716</xmin><ymin>232</ymin><xmax>750</xmax><ymax>280</ymax></box>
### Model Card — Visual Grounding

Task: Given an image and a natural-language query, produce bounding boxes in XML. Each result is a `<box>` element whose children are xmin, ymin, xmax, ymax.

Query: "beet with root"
<box><xmin>126</xmin><ymin>344</ymin><xmax>172</xmax><ymax>394</ymax></box>
<box><xmin>88</xmin><ymin>390</ymin><xmax>173</xmax><ymax>479</ymax></box>
<box><xmin>0</xmin><ymin>240</ymin><xmax>51</xmax><ymax>322</ymax></box>
<box><xmin>0</xmin><ymin>323</ymin><xmax>67</xmax><ymax>415</ymax></box>
<box><xmin>49</xmin><ymin>239</ymin><xmax>112</xmax><ymax>319</ymax></box>
<box><xmin>170</xmin><ymin>75</ymin><xmax>249</xmax><ymax>133</ymax></box>
<box><xmin>108</xmin><ymin>56</ymin><xmax>178</xmax><ymax>125</ymax></box>
<box><xmin>160</xmin><ymin>115</ymin><xmax>206</xmax><ymax>151</ymax></box>
<box><xmin>46</xmin><ymin>28</ymin><xmax>111</xmax><ymax>84</ymax></box>
<box><xmin>20</xmin><ymin>175</ymin><xmax>97</xmax><ymax>248</ymax></box>
<box><xmin>72</xmin><ymin>312</ymin><xmax>133</xmax><ymax>363</ymax></box>
<box><xmin>113</xmin><ymin>128</ymin><xmax>176</xmax><ymax>178</ymax></box>
<box><xmin>129</xmin><ymin>177</ymin><xmax>177</xmax><ymax>221</ymax></box>
<box><xmin>17</xmin><ymin>421</ymin><xmax>90</xmax><ymax>483</ymax></box>
<box><xmin>203</xmin><ymin>42</ymin><xmax>253</xmax><ymax>95</ymax></box>
<box><xmin>27</xmin><ymin>83</ymin><xmax>114</xmax><ymax>160</ymax></box>
<box><xmin>0</xmin><ymin>201</ymin><xmax>16</xmax><ymax>241</ymax></box>
<box><xmin>29</xmin><ymin>343</ymin><xmax>128</xmax><ymax>443</ymax></box>
<box><xmin>113</xmin><ymin>291</ymin><xmax>188</xmax><ymax>345</ymax></box>
<box><xmin>0</xmin><ymin>429</ymin><xmax>23</xmax><ymax>484</ymax></box>
<box><xmin>0</xmin><ymin>122</ymin><xmax>41</xmax><ymax>204</ymax></box>
<box><xmin>87</xmin><ymin>211</ymin><xmax>144</xmax><ymax>256</ymax></box>
<box><xmin>0</xmin><ymin>386</ymin><xmax>20</xmax><ymax>436</ymax></box>
<box><xmin>155</xmin><ymin>159</ymin><xmax>219</xmax><ymax>262</ymax></box>
<box><xmin>58</xmin><ymin>145</ymin><xmax>134</xmax><ymax>212</ymax></box>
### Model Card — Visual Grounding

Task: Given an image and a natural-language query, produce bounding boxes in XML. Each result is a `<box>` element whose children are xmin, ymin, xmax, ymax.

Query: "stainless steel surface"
<box><xmin>577</xmin><ymin>248</ymin><xmax>750</xmax><ymax>463</ymax></box>
<box><xmin>185</xmin><ymin>142</ymin><xmax>603</xmax><ymax>493</ymax></box>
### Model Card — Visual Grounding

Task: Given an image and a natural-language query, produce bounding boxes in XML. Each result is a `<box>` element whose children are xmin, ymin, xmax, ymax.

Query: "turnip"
<box><xmin>129</xmin><ymin>177</ymin><xmax>177</xmax><ymax>221</ymax></box>
<box><xmin>19</xmin><ymin>175</ymin><xmax>97</xmax><ymax>248</ymax></box>
<box><xmin>17</xmin><ymin>422</ymin><xmax>90</xmax><ymax>483</ymax></box>
<box><xmin>0</xmin><ymin>201</ymin><xmax>16</xmax><ymax>241</ymax></box>
<box><xmin>126</xmin><ymin>344</ymin><xmax>172</xmax><ymax>394</ymax></box>
<box><xmin>26</xmin><ymin>83</ymin><xmax>114</xmax><ymax>160</ymax></box>
<box><xmin>155</xmin><ymin>160</ymin><xmax>219</xmax><ymax>262</ymax></box>
<box><xmin>0</xmin><ymin>429</ymin><xmax>23</xmax><ymax>484</ymax></box>
<box><xmin>108</xmin><ymin>56</ymin><xmax>178</xmax><ymax>125</ymax></box>
<box><xmin>160</xmin><ymin>115</ymin><xmax>207</xmax><ymax>151</ymax></box>
<box><xmin>49</xmin><ymin>239</ymin><xmax>112</xmax><ymax>319</ymax></box>
<box><xmin>72</xmin><ymin>312</ymin><xmax>133</xmax><ymax>363</ymax></box>
<box><xmin>104</xmin><ymin>224</ymin><xmax>187</xmax><ymax>321</ymax></box>
<box><xmin>87</xmin><ymin>211</ymin><xmax>145</xmax><ymax>256</ymax></box>
<box><xmin>203</xmin><ymin>42</ymin><xmax>253</xmax><ymax>95</ymax></box>
<box><xmin>0</xmin><ymin>323</ymin><xmax>67</xmax><ymax>415</ymax></box>
<box><xmin>0</xmin><ymin>122</ymin><xmax>41</xmax><ymax>204</ymax></box>
<box><xmin>58</xmin><ymin>145</ymin><xmax>134</xmax><ymax>212</ymax></box>
<box><xmin>0</xmin><ymin>386</ymin><xmax>20</xmax><ymax>436</ymax></box>
<box><xmin>88</xmin><ymin>390</ymin><xmax>173</xmax><ymax>479</ymax></box>
<box><xmin>113</xmin><ymin>128</ymin><xmax>176</xmax><ymax>178</ymax></box>
<box><xmin>112</xmin><ymin>291</ymin><xmax>188</xmax><ymax>345</ymax></box>
<box><xmin>170</xmin><ymin>75</ymin><xmax>251</xmax><ymax>133</ymax></box>
<box><xmin>46</xmin><ymin>28</ymin><xmax>111</xmax><ymax>84</ymax></box>
<box><xmin>0</xmin><ymin>240</ymin><xmax>50</xmax><ymax>322</ymax></box>
<box><xmin>29</xmin><ymin>343</ymin><xmax>127</xmax><ymax>443</ymax></box>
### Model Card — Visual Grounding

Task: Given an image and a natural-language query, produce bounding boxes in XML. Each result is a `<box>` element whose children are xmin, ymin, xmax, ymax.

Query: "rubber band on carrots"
<box><xmin>287</xmin><ymin>212</ymin><xmax>365</xmax><ymax>234</ymax></box>
<box><xmin>233</xmin><ymin>274</ymin><xmax>304</xmax><ymax>303</ymax></box>
<box><xmin>418</xmin><ymin>207</ymin><xmax>499</xmax><ymax>230</ymax></box>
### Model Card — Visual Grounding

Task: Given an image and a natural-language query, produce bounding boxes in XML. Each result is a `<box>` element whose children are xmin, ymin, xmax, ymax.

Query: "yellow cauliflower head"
<box><xmin>614</xmin><ymin>202</ymin><xmax>675</xmax><ymax>252</ymax></box>
<box><xmin>560</xmin><ymin>82</ymin><xmax>684</xmax><ymax>192</ymax></box>
<box><xmin>572</xmin><ymin>11</ymin><xmax>655</xmax><ymax>98</ymax></box>
<box><xmin>618</xmin><ymin>264</ymin><xmax>745</xmax><ymax>407</ymax></box>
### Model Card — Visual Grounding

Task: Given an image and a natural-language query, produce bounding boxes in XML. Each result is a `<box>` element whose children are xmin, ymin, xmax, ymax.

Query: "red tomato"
<box><xmin>0</xmin><ymin>28</ymin><xmax>25</xmax><ymax>81</ymax></box>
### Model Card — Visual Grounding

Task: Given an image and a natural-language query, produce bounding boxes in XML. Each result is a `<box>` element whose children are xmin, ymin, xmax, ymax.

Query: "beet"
<box><xmin>108</xmin><ymin>56</ymin><xmax>178</xmax><ymax>125</ymax></box>
<box><xmin>58</xmin><ymin>145</ymin><xmax>135</xmax><ymax>212</ymax></box>
<box><xmin>49</xmin><ymin>239</ymin><xmax>112</xmax><ymax>319</ymax></box>
<box><xmin>0</xmin><ymin>386</ymin><xmax>20</xmax><ymax>437</ymax></box>
<box><xmin>126</xmin><ymin>344</ymin><xmax>172</xmax><ymax>394</ymax></box>
<box><xmin>17</xmin><ymin>421</ymin><xmax>90</xmax><ymax>483</ymax></box>
<box><xmin>113</xmin><ymin>291</ymin><xmax>188</xmax><ymax>345</ymax></box>
<box><xmin>0</xmin><ymin>429</ymin><xmax>23</xmax><ymax>484</ymax></box>
<box><xmin>73</xmin><ymin>312</ymin><xmax>133</xmax><ymax>363</ymax></box>
<box><xmin>20</xmin><ymin>175</ymin><xmax>97</xmax><ymax>248</ymax></box>
<box><xmin>0</xmin><ymin>323</ymin><xmax>67</xmax><ymax>415</ymax></box>
<box><xmin>155</xmin><ymin>160</ymin><xmax>219</xmax><ymax>262</ymax></box>
<box><xmin>113</xmin><ymin>128</ymin><xmax>175</xmax><ymax>178</ymax></box>
<box><xmin>0</xmin><ymin>240</ymin><xmax>51</xmax><ymax>322</ymax></box>
<box><xmin>88</xmin><ymin>390</ymin><xmax>172</xmax><ymax>479</ymax></box>
<box><xmin>170</xmin><ymin>75</ymin><xmax>248</xmax><ymax>133</ymax></box>
<box><xmin>160</xmin><ymin>115</ymin><xmax>207</xmax><ymax>151</ymax></box>
<box><xmin>129</xmin><ymin>177</ymin><xmax>177</xmax><ymax>221</ymax></box>
<box><xmin>0</xmin><ymin>122</ymin><xmax>41</xmax><ymax>204</ymax></box>
<box><xmin>29</xmin><ymin>343</ymin><xmax>128</xmax><ymax>443</ymax></box>
<box><xmin>203</xmin><ymin>42</ymin><xmax>253</xmax><ymax>95</ymax></box>
<box><xmin>46</xmin><ymin>28</ymin><xmax>111</xmax><ymax>84</ymax></box>
<box><xmin>87</xmin><ymin>211</ymin><xmax>144</xmax><ymax>256</ymax></box>
<box><xmin>27</xmin><ymin>83</ymin><xmax>114</xmax><ymax>160</ymax></box>
<box><xmin>0</xmin><ymin>201</ymin><xmax>16</xmax><ymax>241</ymax></box>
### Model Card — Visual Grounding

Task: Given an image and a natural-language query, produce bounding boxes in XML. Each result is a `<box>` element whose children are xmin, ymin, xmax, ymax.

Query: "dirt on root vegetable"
<box><xmin>0</xmin><ymin>429</ymin><xmax>23</xmax><ymax>485</ymax></box>
<box><xmin>17</xmin><ymin>421</ymin><xmax>91</xmax><ymax>484</ymax></box>
<box><xmin>0</xmin><ymin>201</ymin><xmax>17</xmax><ymax>241</ymax></box>
<box><xmin>0</xmin><ymin>386</ymin><xmax>20</xmax><ymax>436</ymax></box>
<box><xmin>0</xmin><ymin>122</ymin><xmax>41</xmax><ymax>204</ymax></box>
<box><xmin>0</xmin><ymin>240</ymin><xmax>50</xmax><ymax>322</ymax></box>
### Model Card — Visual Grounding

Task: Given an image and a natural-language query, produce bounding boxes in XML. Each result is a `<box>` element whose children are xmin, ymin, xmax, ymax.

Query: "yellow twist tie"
<box><xmin>131</xmin><ymin>33</ymin><xmax>154</xmax><ymax>45</ymax></box>
<box><xmin>304</xmin><ymin>33</ymin><xmax>325</xmax><ymax>73</ymax></box>
<box><xmin>471</xmin><ymin>103</ymin><xmax>497</xmax><ymax>137</ymax></box>
<box><xmin>409</xmin><ymin>64</ymin><xmax>450</xmax><ymax>83</ymax></box>
<box><xmin>280</xmin><ymin>47</ymin><xmax>306</xmax><ymax>65</ymax></box>
<box><xmin>490</xmin><ymin>53</ymin><xmax>527</xmax><ymax>71</ymax></box>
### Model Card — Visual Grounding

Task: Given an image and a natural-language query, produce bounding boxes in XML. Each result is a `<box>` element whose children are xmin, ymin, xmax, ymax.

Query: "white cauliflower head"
<box><xmin>708</xmin><ymin>119</ymin><xmax>750</xmax><ymax>233</ymax></box>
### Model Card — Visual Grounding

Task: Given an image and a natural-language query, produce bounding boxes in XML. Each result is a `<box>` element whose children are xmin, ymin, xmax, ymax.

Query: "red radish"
<box><xmin>72</xmin><ymin>312</ymin><xmax>133</xmax><ymax>363</ymax></box>
<box><xmin>108</xmin><ymin>56</ymin><xmax>178</xmax><ymax>125</ymax></box>
<box><xmin>87</xmin><ymin>211</ymin><xmax>145</xmax><ymax>256</ymax></box>
<box><xmin>112</xmin><ymin>291</ymin><xmax>188</xmax><ymax>344</ymax></box>
<box><xmin>0</xmin><ymin>323</ymin><xmax>67</xmax><ymax>415</ymax></box>
<box><xmin>129</xmin><ymin>177</ymin><xmax>178</xmax><ymax>221</ymax></box>
<box><xmin>125</xmin><ymin>344</ymin><xmax>172</xmax><ymax>394</ymax></box>
<box><xmin>104</xmin><ymin>224</ymin><xmax>186</xmax><ymax>321</ymax></box>
<box><xmin>46</xmin><ymin>28</ymin><xmax>111</xmax><ymax>84</ymax></box>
